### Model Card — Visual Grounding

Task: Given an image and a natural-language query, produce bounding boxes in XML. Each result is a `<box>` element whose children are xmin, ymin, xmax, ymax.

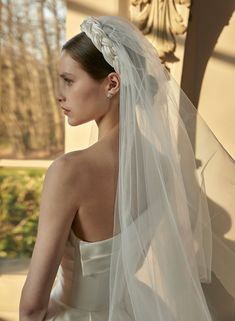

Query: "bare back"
<box><xmin>68</xmin><ymin>133</ymin><xmax>119</xmax><ymax>242</ymax></box>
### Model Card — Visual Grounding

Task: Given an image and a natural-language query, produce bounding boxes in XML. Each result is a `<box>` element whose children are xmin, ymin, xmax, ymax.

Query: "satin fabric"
<box><xmin>45</xmin><ymin>229</ymin><xmax>133</xmax><ymax>321</ymax></box>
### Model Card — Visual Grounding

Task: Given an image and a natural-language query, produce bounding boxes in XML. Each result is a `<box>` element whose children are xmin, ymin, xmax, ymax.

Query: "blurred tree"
<box><xmin>0</xmin><ymin>167</ymin><xmax>45</xmax><ymax>257</ymax></box>
<box><xmin>0</xmin><ymin>0</ymin><xmax>66</xmax><ymax>160</ymax></box>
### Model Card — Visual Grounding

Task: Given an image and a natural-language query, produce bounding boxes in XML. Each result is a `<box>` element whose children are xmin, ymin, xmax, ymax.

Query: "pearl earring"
<box><xmin>107</xmin><ymin>92</ymin><xmax>113</xmax><ymax>99</ymax></box>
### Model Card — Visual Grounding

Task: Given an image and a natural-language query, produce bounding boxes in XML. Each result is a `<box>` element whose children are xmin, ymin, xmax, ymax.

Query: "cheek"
<box><xmin>73</xmin><ymin>83</ymin><xmax>102</xmax><ymax>106</ymax></box>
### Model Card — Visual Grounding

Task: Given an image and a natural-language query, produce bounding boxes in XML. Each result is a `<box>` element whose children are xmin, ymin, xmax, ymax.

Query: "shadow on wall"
<box><xmin>180</xmin><ymin>0</ymin><xmax>235</xmax><ymax>313</ymax></box>
<box><xmin>181</xmin><ymin>0</ymin><xmax>235</xmax><ymax>107</ymax></box>
<box><xmin>202</xmin><ymin>198</ymin><xmax>235</xmax><ymax>321</ymax></box>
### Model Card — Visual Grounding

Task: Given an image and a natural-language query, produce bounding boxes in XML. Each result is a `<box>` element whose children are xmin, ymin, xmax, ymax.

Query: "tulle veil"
<box><xmin>81</xmin><ymin>15</ymin><xmax>235</xmax><ymax>321</ymax></box>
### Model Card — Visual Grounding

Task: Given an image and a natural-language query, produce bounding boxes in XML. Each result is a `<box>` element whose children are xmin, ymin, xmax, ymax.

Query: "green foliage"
<box><xmin>0</xmin><ymin>167</ymin><xmax>46</xmax><ymax>258</ymax></box>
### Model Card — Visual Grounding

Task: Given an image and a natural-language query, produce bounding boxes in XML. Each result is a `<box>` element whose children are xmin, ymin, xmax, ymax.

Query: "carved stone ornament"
<box><xmin>130</xmin><ymin>0</ymin><xmax>191</xmax><ymax>62</ymax></box>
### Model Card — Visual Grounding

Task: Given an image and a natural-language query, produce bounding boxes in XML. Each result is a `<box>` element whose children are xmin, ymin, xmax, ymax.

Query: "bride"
<box><xmin>19</xmin><ymin>15</ymin><xmax>228</xmax><ymax>321</ymax></box>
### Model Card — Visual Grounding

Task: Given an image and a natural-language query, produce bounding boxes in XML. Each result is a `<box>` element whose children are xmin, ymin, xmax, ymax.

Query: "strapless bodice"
<box><xmin>50</xmin><ymin>229</ymin><xmax>121</xmax><ymax>312</ymax></box>
<box><xmin>45</xmin><ymin>210</ymin><xmax>152</xmax><ymax>320</ymax></box>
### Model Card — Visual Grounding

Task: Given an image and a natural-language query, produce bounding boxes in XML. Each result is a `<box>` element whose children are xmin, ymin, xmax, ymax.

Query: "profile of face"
<box><xmin>57</xmin><ymin>50</ymin><xmax>120</xmax><ymax>126</ymax></box>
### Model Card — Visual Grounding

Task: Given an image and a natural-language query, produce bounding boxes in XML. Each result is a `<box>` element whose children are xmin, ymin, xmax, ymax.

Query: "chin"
<box><xmin>67</xmin><ymin>118</ymin><xmax>86</xmax><ymax>127</ymax></box>
<box><xmin>68</xmin><ymin>120</ymin><xmax>78</xmax><ymax>126</ymax></box>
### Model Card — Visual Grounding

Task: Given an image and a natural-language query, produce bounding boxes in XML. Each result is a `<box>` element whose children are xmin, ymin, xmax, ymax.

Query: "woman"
<box><xmin>19</xmin><ymin>15</ymin><xmax>227</xmax><ymax>321</ymax></box>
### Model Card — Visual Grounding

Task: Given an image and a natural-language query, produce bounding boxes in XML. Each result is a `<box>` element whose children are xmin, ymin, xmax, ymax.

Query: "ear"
<box><xmin>105</xmin><ymin>72</ymin><xmax>120</xmax><ymax>96</ymax></box>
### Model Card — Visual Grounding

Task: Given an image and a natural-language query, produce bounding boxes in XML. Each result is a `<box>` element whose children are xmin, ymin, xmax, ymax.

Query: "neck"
<box><xmin>96</xmin><ymin>100</ymin><xmax>120</xmax><ymax>141</ymax></box>
<box><xmin>97</xmin><ymin>122</ymin><xmax>119</xmax><ymax>142</ymax></box>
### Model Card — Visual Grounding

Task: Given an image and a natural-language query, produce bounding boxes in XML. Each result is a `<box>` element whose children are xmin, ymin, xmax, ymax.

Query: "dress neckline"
<box><xmin>70</xmin><ymin>228</ymin><xmax>121</xmax><ymax>245</ymax></box>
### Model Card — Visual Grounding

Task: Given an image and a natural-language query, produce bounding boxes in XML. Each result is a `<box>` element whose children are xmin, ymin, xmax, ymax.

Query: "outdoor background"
<box><xmin>0</xmin><ymin>0</ymin><xmax>66</xmax><ymax>160</ymax></box>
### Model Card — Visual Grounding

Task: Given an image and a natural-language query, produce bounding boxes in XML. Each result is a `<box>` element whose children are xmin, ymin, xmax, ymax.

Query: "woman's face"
<box><xmin>57</xmin><ymin>50</ymin><xmax>110</xmax><ymax>126</ymax></box>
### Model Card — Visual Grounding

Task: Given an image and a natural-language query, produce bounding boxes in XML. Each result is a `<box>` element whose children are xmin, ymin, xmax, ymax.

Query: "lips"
<box><xmin>61</xmin><ymin>107</ymin><xmax>70</xmax><ymax>112</ymax></box>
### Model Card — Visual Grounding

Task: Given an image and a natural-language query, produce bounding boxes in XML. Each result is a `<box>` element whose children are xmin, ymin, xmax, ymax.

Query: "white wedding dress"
<box><xmin>45</xmin><ymin>228</ymin><xmax>133</xmax><ymax>321</ymax></box>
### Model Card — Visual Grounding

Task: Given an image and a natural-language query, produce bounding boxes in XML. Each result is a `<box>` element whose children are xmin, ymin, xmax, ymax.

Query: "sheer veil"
<box><xmin>81</xmin><ymin>15</ymin><xmax>235</xmax><ymax>321</ymax></box>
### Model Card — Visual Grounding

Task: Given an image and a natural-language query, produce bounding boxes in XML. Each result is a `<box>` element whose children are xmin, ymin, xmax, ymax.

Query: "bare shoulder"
<box><xmin>59</xmin><ymin>142</ymin><xmax>110</xmax><ymax>174</ymax></box>
<box><xmin>48</xmin><ymin>141</ymin><xmax>116</xmax><ymax>204</ymax></box>
<box><xmin>50</xmin><ymin>150</ymin><xmax>91</xmax><ymax>175</ymax></box>
<box><xmin>51</xmin><ymin>148</ymin><xmax>97</xmax><ymax>191</ymax></box>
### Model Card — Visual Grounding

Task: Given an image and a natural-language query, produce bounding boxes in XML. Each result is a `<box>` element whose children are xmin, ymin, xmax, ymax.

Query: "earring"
<box><xmin>107</xmin><ymin>92</ymin><xmax>113</xmax><ymax>99</ymax></box>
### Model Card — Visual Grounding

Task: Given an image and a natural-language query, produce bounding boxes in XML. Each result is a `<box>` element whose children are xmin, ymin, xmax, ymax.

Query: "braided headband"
<box><xmin>80</xmin><ymin>16</ymin><xmax>120</xmax><ymax>73</ymax></box>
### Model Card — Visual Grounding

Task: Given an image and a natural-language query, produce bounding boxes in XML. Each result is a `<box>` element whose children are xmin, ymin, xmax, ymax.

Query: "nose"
<box><xmin>56</xmin><ymin>93</ymin><xmax>65</xmax><ymax>104</ymax></box>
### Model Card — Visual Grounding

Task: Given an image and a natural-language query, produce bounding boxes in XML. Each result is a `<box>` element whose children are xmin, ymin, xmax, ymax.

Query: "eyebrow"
<box><xmin>59</xmin><ymin>72</ymin><xmax>74</xmax><ymax>78</ymax></box>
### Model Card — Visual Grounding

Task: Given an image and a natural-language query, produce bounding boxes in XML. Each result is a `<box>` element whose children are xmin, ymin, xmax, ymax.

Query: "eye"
<box><xmin>64</xmin><ymin>78</ymin><xmax>73</xmax><ymax>86</ymax></box>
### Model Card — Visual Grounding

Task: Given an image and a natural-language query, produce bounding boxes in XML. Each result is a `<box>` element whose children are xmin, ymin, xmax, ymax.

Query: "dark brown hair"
<box><xmin>62</xmin><ymin>32</ymin><xmax>115</xmax><ymax>81</ymax></box>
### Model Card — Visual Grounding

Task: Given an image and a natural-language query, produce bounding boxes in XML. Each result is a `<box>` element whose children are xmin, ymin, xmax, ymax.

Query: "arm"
<box><xmin>19</xmin><ymin>156</ymin><xmax>80</xmax><ymax>321</ymax></box>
